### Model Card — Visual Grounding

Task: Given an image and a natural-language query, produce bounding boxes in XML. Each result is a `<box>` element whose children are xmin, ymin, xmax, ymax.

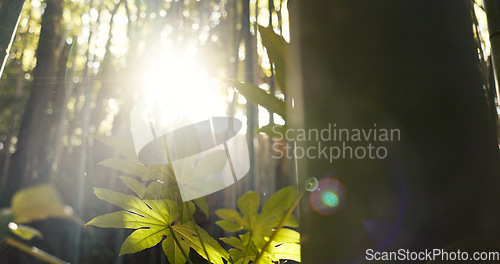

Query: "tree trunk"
<box><xmin>290</xmin><ymin>1</ymin><xmax>500</xmax><ymax>263</ymax></box>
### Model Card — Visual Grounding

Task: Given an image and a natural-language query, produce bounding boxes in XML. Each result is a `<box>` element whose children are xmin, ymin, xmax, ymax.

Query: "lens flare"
<box><xmin>305</xmin><ymin>177</ymin><xmax>319</xmax><ymax>192</ymax></box>
<box><xmin>309</xmin><ymin>178</ymin><xmax>345</xmax><ymax>215</ymax></box>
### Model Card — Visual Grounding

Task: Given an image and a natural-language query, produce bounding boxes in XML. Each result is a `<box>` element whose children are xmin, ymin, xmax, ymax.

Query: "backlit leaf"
<box><xmin>258</xmin><ymin>25</ymin><xmax>289</xmax><ymax>94</ymax></box>
<box><xmin>9</xmin><ymin>223</ymin><xmax>43</xmax><ymax>240</ymax></box>
<box><xmin>92</xmin><ymin>135</ymin><xmax>137</xmax><ymax>159</ymax></box>
<box><xmin>119</xmin><ymin>176</ymin><xmax>147</xmax><ymax>198</ymax></box>
<box><xmin>231</xmin><ymin>81</ymin><xmax>287</xmax><ymax>119</ymax></box>
<box><xmin>11</xmin><ymin>184</ymin><xmax>73</xmax><ymax>224</ymax></box>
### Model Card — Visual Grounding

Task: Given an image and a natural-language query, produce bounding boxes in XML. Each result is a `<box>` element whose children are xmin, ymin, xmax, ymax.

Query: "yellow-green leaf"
<box><xmin>8</xmin><ymin>222</ymin><xmax>43</xmax><ymax>240</ymax></box>
<box><xmin>118</xmin><ymin>176</ymin><xmax>147</xmax><ymax>198</ymax></box>
<box><xmin>92</xmin><ymin>135</ymin><xmax>137</xmax><ymax>159</ymax></box>
<box><xmin>258</xmin><ymin>25</ymin><xmax>289</xmax><ymax>94</ymax></box>
<box><xmin>119</xmin><ymin>226</ymin><xmax>169</xmax><ymax>255</ymax></box>
<box><xmin>11</xmin><ymin>184</ymin><xmax>73</xmax><ymax>224</ymax></box>
<box><xmin>171</xmin><ymin>222</ymin><xmax>229</xmax><ymax>264</ymax></box>
<box><xmin>216</xmin><ymin>220</ymin><xmax>243</xmax><ymax>232</ymax></box>
<box><xmin>231</xmin><ymin>81</ymin><xmax>287</xmax><ymax>119</ymax></box>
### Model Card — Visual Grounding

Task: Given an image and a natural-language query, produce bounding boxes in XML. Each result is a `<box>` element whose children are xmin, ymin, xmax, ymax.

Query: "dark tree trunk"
<box><xmin>290</xmin><ymin>1</ymin><xmax>500</xmax><ymax>263</ymax></box>
<box><xmin>3</xmin><ymin>0</ymin><xmax>64</xmax><ymax>205</ymax></box>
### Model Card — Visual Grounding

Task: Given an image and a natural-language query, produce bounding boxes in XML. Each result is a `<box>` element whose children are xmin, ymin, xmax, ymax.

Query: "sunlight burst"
<box><xmin>140</xmin><ymin>48</ymin><xmax>226</xmax><ymax>131</ymax></box>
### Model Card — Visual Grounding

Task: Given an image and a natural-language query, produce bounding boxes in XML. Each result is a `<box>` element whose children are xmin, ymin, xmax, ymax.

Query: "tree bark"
<box><xmin>290</xmin><ymin>1</ymin><xmax>500</xmax><ymax>263</ymax></box>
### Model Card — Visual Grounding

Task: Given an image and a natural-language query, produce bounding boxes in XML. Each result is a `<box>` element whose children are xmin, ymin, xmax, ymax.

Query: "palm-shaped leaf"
<box><xmin>216</xmin><ymin>186</ymin><xmax>300</xmax><ymax>263</ymax></box>
<box><xmin>87</xmin><ymin>188</ymin><xmax>228</xmax><ymax>263</ymax></box>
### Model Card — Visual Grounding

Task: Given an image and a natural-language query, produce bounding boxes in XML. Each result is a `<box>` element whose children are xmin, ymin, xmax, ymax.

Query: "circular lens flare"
<box><xmin>309</xmin><ymin>178</ymin><xmax>345</xmax><ymax>215</ymax></box>
<box><xmin>305</xmin><ymin>177</ymin><xmax>319</xmax><ymax>192</ymax></box>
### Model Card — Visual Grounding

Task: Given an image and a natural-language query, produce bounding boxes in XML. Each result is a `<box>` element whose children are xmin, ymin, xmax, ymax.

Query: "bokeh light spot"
<box><xmin>305</xmin><ymin>177</ymin><xmax>319</xmax><ymax>192</ymax></box>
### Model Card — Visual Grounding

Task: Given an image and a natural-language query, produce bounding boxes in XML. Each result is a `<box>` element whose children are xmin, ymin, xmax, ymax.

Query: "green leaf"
<box><xmin>120</xmin><ymin>226</ymin><xmax>169</xmax><ymax>255</ymax></box>
<box><xmin>177</xmin><ymin>200</ymin><xmax>195</xmax><ymax>224</ymax></box>
<box><xmin>119</xmin><ymin>176</ymin><xmax>147</xmax><ymax>198</ymax></box>
<box><xmin>257</xmin><ymin>186</ymin><xmax>297</xmax><ymax>225</ymax></box>
<box><xmin>88</xmin><ymin>189</ymin><xmax>227</xmax><ymax>263</ymax></box>
<box><xmin>272</xmin><ymin>228</ymin><xmax>300</xmax><ymax>244</ymax></box>
<box><xmin>215</xmin><ymin>187</ymin><xmax>301</xmax><ymax>264</ymax></box>
<box><xmin>216</xmin><ymin>220</ymin><xmax>243</xmax><ymax>232</ymax></box>
<box><xmin>174</xmin><ymin>150</ymin><xmax>227</xmax><ymax>201</ymax></box>
<box><xmin>258</xmin><ymin>25</ymin><xmax>289</xmax><ymax>94</ymax></box>
<box><xmin>220</xmin><ymin>237</ymin><xmax>244</xmax><ymax>250</ymax></box>
<box><xmin>86</xmin><ymin>211</ymin><xmax>161</xmax><ymax>229</ymax></box>
<box><xmin>271</xmin><ymin>243</ymin><xmax>300</xmax><ymax>262</ymax></box>
<box><xmin>283</xmin><ymin>214</ymin><xmax>299</xmax><ymax>228</ymax></box>
<box><xmin>215</xmin><ymin>209</ymin><xmax>243</xmax><ymax>224</ymax></box>
<box><xmin>237</xmin><ymin>191</ymin><xmax>260</xmax><ymax>229</ymax></box>
<box><xmin>162</xmin><ymin>234</ymin><xmax>187</xmax><ymax>264</ymax></box>
<box><xmin>171</xmin><ymin>222</ymin><xmax>229</xmax><ymax>264</ymax></box>
<box><xmin>231</xmin><ymin>81</ymin><xmax>287</xmax><ymax>119</ymax></box>
<box><xmin>263</xmin><ymin>228</ymin><xmax>301</xmax><ymax>262</ymax></box>
<box><xmin>91</xmin><ymin>189</ymin><xmax>177</xmax><ymax>225</ymax></box>
<box><xmin>143</xmin><ymin>180</ymin><xmax>178</xmax><ymax>200</ymax></box>
<box><xmin>0</xmin><ymin>209</ymin><xmax>13</xmax><ymax>242</ymax></box>
<box><xmin>92</xmin><ymin>135</ymin><xmax>137</xmax><ymax>159</ymax></box>
<box><xmin>193</xmin><ymin>197</ymin><xmax>209</xmax><ymax>218</ymax></box>
<box><xmin>88</xmin><ymin>191</ymin><xmax>178</xmax><ymax>255</ymax></box>
<box><xmin>11</xmin><ymin>184</ymin><xmax>73</xmax><ymax>224</ymax></box>
<box><xmin>9</xmin><ymin>223</ymin><xmax>43</xmax><ymax>240</ymax></box>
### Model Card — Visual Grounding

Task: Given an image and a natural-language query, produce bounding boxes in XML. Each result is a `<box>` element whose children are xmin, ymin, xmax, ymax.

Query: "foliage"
<box><xmin>216</xmin><ymin>186</ymin><xmax>300</xmax><ymax>264</ymax></box>
<box><xmin>87</xmin><ymin>135</ymin><xmax>301</xmax><ymax>263</ymax></box>
<box><xmin>232</xmin><ymin>26</ymin><xmax>291</xmax><ymax>138</ymax></box>
<box><xmin>86</xmin><ymin>188</ymin><xmax>228</xmax><ymax>263</ymax></box>
<box><xmin>88</xmin><ymin>135</ymin><xmax>229</xmax><ymax>263</ymax></box>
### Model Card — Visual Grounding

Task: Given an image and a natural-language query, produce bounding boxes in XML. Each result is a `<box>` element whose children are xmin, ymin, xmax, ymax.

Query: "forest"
<box><xmin>2</xmin><ymin>0</ymin><xmax>500</xmax><ymax>264</ymax></box>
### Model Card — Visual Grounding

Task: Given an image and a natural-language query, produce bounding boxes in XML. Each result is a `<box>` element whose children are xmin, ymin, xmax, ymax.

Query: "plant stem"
<box><xmin>168</xmin><ymin>225</ymin><xmax>194</xmax><ymax>264</ymax></box>
<box><xmin>153</xmin><ymin>125</ymin><xmax>193</xmax><ymax>263</ymax></box>
<box><xmin>186</xmin><ymin>204</ymin><xmax>211</xmax><ymax>264</ymax></box>
<box><xmin>4</xmin><ymin>237</ymin><xmax>69</xmax><ymax>264</ymax></box>
<box><xmin>241</xmin><ymin>230</ymin><xmax>253</xmax><ymax>264</ymax></box>
<box><xmin>253</xmin><ymin>189</ymin><xmax>305</xmax><ymax>264</ymax></box>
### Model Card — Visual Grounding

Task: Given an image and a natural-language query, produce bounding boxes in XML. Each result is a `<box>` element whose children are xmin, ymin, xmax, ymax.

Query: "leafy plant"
<box><xmin>87</xmin><ymin>135</ymin><xmax>302</xmax><ymax>263</ymax></box>
<box><xmin>86</xmin><ymin>26</ymin><xmax>301</xmax><ymax>263</ymax></box>
<box><xmin>86</xmin><ymin>188</ymin><xmax>227</xmax><ymax>263</ymax></box>
<box><xmin>216</xmin><ymin>186</ymin><xmax>301</xmax><ymax>264</ymax></box>
<box><xmin>231</xmin><ymin>26</ymin><xmax>291</xmax><ymax>137</ymax></box>
<box><xmin>88</xmin><ymin>136</ymin><xmax>225</xmax><ymax>263</ymax></box>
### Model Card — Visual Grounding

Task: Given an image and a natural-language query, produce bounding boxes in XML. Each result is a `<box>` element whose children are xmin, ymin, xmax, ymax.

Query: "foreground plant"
<box><xmin>0</xmin><ymin>184</ymin><xmax>74</xmax><ymax>264</ymax></box>
<box><xmin>86</xmin><ymin>135</ymin><xmax>301</xmax><ymax>263</ymax></box>
<box><xmin>216</xmin><ymin>186</ymin><xmax>301</xmax><ymax>264</ymax></box>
